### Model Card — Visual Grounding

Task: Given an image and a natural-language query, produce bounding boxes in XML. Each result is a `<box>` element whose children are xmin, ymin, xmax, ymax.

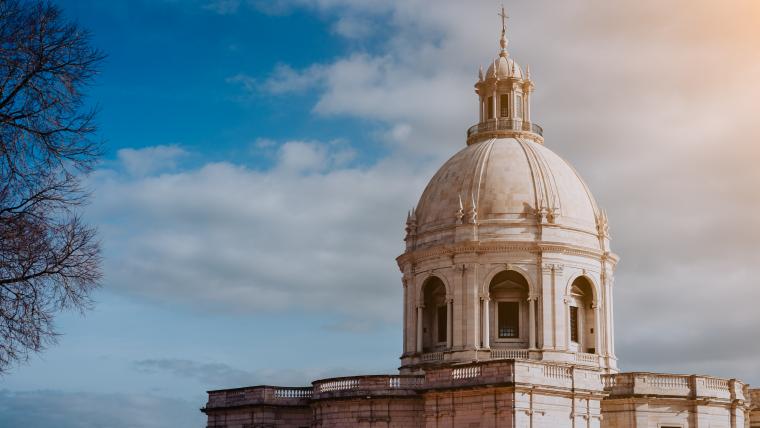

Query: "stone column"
<box><xmin>482</xmin><ymin>297</ymin><xmax>491</xmax><ymax>349</ymax></box>
<box><xmin>446</xmin><ymin>299</ymin><xmax>453</xmax><ymax>349</ymax></box>
<box><xmin>492</xmin><ymin>89</ymin><xmax>497</xmax><ymax>121</ymax></box>
<box><xmin>402</xmin><ymin>280</ymin><xmax>408</xmax><ymax>354</ymax></box>
<box><xmin>606</xmin><ymin>277</ymin><xmax>616</xmax><ymax>357</ymax></box>
<box><xmin>525</xmin><ymin>90</ymin><xmax>532</xmax><ymax>123</ymax></box>
<box><xmin>528</xmin><ymin>296</ymin><xmax>537</xmax><ymax>350</ymax></box>
<box><xmin>593</xmin><ymin>304</ymin><xmax>601</xmax><ymax>354</ymax></box>
<box><xmin>416</xmin><ymin>305</ymin><xmax>424</xmax><ymax>353</ymax></box>
<box><xmin>511</xmin><ymin>87</ymin><xmax>517</xmax><ymax>120</ymax></box>
<box><xmin>541</xmin><ymin>264</ymin><xmax>563</xmax><ymax>350</ymax></box>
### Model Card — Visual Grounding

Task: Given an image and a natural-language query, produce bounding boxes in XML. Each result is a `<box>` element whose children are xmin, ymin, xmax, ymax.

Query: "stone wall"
<box><xmin>203</xmin><ymin>386</ymin><xmax>312</xmax><ymax>428</ymax></box>
<box><xmin>750</xmin><ymin>388</ymin><xmax>760</xmax><ymax>428</ymax></box>
<box><xmin>201</xmin><ymin>365</ymin><xmax>752</xmax><ymax>428</ymax></box>
<box><xmin>601</xmin><ymin>373</ymin><xmax>750</xmax><ymax>428</ymax></box>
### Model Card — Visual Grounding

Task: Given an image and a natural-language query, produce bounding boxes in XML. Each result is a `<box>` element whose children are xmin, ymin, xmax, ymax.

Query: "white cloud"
<box><xmin>116</xmin><ymin>145</ymin><xmax>187</xmax><ymax>177</ymax></box>
<box><xmin>91</xmin><ymin>142</ymin><xmax>431</xmax><ymax>324</ymax></box>
<box><xmin>332</xmin><ymin>16</ymin><xmax>374</xmax><ymax>39</ymax></box>
<box><xmin>93</xmin><ymin>0</ymin><xmax>760</xmax><ymax>386</ymax></box>
<box><xmin>260</xmin><ymin>63</ymin><xmax>326</xmax><ymax>94</ymax></box>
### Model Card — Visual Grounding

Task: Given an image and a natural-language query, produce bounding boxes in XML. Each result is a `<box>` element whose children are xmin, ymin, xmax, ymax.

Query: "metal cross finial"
<box><xmin>498</xmin><ymin>5</ymin><xmax>509</xmax><ymax>32</ymax></box>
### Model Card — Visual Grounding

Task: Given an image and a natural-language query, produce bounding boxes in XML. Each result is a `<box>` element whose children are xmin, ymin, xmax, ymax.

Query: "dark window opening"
<box><xmin>570</xmin><ymin>306</ymin><xmax>579</xmax><ymax>343</ymax></box>
<box><xmin>437</xmin><ymin>305</ymin><xmax>447</xmax><ymax>343</ymax></box>
<box><xmin>497</xmin><ymin>301</ymin><xmax>519</xmax><ymax>338</ymax></box>
<box><xmin>500</xmin><ymin>94</ymin><xmax>509</xmax><ymax>117</ymax></box>
<box><xmin>487</xmin><ymin>96</ymin><xmax>494</xmax><ymax>119</ymax></box>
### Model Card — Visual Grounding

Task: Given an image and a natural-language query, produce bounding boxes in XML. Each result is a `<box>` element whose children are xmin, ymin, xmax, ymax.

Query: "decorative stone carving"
<box><xmin>468</xmin><ymin>194</ymin><xmax>478</xmax><ymax>224</ymax></box>
<box><xmin>455</xmin><ymin>194</ymin><xmax>464</xmax><ymax>225</ymax></box>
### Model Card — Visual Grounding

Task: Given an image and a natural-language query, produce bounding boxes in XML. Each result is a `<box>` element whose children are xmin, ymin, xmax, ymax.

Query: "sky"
<box><xmin>2</xmin><ymin>0</ymin><xmax>760</xmax><ymax>426</ymax></box>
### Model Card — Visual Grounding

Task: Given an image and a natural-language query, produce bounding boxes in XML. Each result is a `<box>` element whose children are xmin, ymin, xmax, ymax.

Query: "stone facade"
<box><xmin>202</xmin><ymin>10</ymin><xmax>757</xmax><ymax>428</ymax></box>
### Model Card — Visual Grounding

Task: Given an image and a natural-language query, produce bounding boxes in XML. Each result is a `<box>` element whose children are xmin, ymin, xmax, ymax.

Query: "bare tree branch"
<box><xmin>0</xmin><ymin>0</ymin><xmax>104</xmax><ymax>373</ymax></box>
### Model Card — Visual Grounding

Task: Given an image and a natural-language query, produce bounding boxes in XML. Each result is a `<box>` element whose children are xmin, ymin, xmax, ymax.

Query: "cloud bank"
<box><xmin>90</xmin><ymin>0</ymin><xmax>760</xmax><ymax>386</ymax></box>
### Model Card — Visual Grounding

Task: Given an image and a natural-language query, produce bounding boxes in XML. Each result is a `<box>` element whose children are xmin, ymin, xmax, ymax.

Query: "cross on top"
<box><xmin>498</xmin><ymin>5</ymin><xmax>509</xmax><ymax>32</ymax></box>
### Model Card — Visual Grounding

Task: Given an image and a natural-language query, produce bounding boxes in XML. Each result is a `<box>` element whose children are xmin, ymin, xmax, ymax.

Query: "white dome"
<box><xmin>412</xmin><ymin>137</ymin><xmax>602</xmax><ymax>249</ymax></box>
<box><xmin>486</xmin><ymin>56</ymin><xmax>523</xmax><ymax>80</ymax></box>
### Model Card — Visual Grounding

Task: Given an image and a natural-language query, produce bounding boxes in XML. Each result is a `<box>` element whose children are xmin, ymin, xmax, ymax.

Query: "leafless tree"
<box><xmin>0</xmin><ymin>0</ymin><xmax>104</xmax><ymax>373</ymax></box>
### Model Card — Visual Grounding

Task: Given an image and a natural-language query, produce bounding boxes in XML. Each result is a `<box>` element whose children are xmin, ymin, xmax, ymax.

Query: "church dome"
<box><xmin>486</xmin><ymin>56</ymin><xmax>523</xmax><ymax>80</ymax></box>
<box><xmin>410</xmin><ymin>137</ymin><xmax>603</xmax><ymax>249</ymax></box>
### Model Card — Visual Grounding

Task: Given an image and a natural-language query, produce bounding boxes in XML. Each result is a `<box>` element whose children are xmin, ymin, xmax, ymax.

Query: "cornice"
<box><xmin>397</xmin><ymin>240</ymin><xmax>619</xmax><ymax>267</ymax></box>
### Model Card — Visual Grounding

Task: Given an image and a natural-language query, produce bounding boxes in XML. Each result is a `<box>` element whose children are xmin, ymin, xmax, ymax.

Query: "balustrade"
<box><xmin>575</xmin><ymin>352</ymin><xmax>599</xmax><ymax>365</ymax></box>
<box><xmin>451</xmin><ymin>365</ymin><xmax>481</xmax><ymax>380</ymax></box>
<box><xmin>491</xmin><ymin>349</ymin><xmax>529</xmax><ymax>360</ymax></box>
<box><xmin>466</xmin><ymin>119</ymin><xmax>543</xmax><ymax>140</ymax></box>
<box><xmin>421</xmin><ymin>351</ymin><xmax>444</xmax><ymax>362</ymax></box>
<box><xmin>318</xmin><ymin>378</ymin><xmax>360</xmax><ymax>392</ymax></box>
<box><xmin>274</xmin><ymin>387</ymin><xmax>313</xmax><ymax>398</ymax></box>
<box><xmin>543</xmin><ymin>364</ymin><xmax>571</xmax><ymax>380</ymax></box>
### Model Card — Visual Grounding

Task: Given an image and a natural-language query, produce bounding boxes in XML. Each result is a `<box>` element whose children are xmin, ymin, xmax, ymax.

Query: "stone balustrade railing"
<box><xmin>602</xmin><ymin>373</ymin><xmax>747</xmax><ymax>401</ymax></box>
<box><xmin>491</xmin><ymin>348</ymin><xmax>529</xmax><ymax>360</ymax></box>
<box><xmin>311</xmin><ymin>375</ymin><xmax>424</xmax><ymax>399</ymax></box>
<box><xmin>451</xmin><ymin>365</ymin><xmax>481</xmax><ymax>380</ymax></box>
<box><xmin>575</xmin><ymin>352</ymin><xmax>599</xmax><ymax>365</ymax></box>
<box><xmin>466</xmin><ymin>118</ymin><xmax>544</xmax><ymax>145</ymax></box>
<box><xmin>205</xmin><ymin>386</ymin><xmax>313</xmax><ymax>409</ymax></box>
<box><xmin>424</xmin><ymin>359</ymin><xmax>602</xmax><ymax>391</ymax></box>
<box><xmin>421</xmin><ymin>351</ymin><xmax>444</xmax><ymax>362</ymax></box>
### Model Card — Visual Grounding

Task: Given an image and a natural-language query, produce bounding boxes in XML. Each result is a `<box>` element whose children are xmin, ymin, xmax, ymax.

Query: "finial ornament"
<box><xmin>468</xmin><ymin>194</ymin><xmax>478</xmax><ymax>224</ymax></box>
<box><xmin>498</xmin><ymin>5</ymin><xmax>509</xmax><ymax>57</ymax></box>
<box><xmin>456</xmin><ymin>194</ymin><xmax>465</xmax><ymax>224</ymax></box>
<box><xmin>498</xmin><ymin>5</ymin><xmax>508</xmax><ymax>33</ymax></box>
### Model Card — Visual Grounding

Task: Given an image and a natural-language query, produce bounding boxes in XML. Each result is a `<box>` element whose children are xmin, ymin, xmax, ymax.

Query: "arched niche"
<box><xmin>421</xmin><ymin>276</ymin><xmax>447</xmax><ymax>352</ymax></box>
<box><xmin>567</xmin><ymin>276</ymin><xmax>597</xmax><ymax>354</ymax></box>
<box><xmin>487</xmin><ymin>270</ymin><xmax>529</xmax><ymax>348</ymax></box>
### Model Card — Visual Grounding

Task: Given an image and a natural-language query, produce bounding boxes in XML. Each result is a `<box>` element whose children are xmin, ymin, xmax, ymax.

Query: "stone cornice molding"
<box><xmin>397</xmin><ymin>241</ymin><xmax>619</xmax><ymax>267</ymax></box>
<box><xmin>415</xmin><ymin>218</ymin><xmax>599</xmax><ymax>242</ymax></box>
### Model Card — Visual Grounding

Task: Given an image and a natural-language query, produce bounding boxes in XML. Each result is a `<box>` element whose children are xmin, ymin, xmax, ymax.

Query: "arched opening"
<box><xmin>568</xmin><ymin>277</ymin><xmax>596</xmax><ymax>354</ymax></box>
<box><xmin>500</xmin><ymin>94</ymin><xmax>509</xmax><ymax>117</ymax></box>
<box><xmin>486</xmin><ymin>270</ymin><xmax>529</xmax><ymax>348</ymax></box>
<box><xmin>421</xmin><ymin>277</ymin><xmax>447</xmax><ymax>352</ymax></box>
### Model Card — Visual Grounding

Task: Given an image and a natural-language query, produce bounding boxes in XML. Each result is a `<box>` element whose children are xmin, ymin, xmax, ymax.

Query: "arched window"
<box><xmin>422</xmin><ymin>277</ymin><xmax>447</xmax><ymax>352</ymax></box>
<box><xmin>500</xmin><ymin>94</ymin><xmax>509</xmax><ymax>117</ymax></box>
<box><xmin>487</xmin><ymin>271</ymin><xmax>529</xmax><ymax>347</ymax></box>
<box><xmin>568</xmin><ymin>277</ymin><xmax>596</xmax><ymax>354</ymax></box>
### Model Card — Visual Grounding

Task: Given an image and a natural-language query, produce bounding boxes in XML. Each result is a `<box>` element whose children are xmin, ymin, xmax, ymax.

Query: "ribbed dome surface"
<box><xmin>415</xmin><ymin>138</ymin><xmax>599</xmax><ymax>239</ymax></box>
<box><xmin>486</xmin><ymin>56</ymin><xmax>523</xmax><ymax>80</ymax></box>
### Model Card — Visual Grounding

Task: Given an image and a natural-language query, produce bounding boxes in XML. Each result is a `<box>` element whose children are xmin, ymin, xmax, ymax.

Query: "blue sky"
<box><xmin>3</xmin><ymin>1</ymin><xmax>760</xmax><ymax>427</ymax></box>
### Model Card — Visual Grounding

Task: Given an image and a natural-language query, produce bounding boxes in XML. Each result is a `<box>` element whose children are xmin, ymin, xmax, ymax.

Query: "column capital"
<box><xmin>416</xmin><ymin>304</ymin><xmax>426</xmax><ymax>310</ymax></box>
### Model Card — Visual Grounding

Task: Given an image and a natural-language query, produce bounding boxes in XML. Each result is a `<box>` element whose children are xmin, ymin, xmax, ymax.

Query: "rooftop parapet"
<box><xmin>602</xmin><ymin>372</ymin><xmax>747</xmax><ymax>401</ymax></box>
<box><xmin>204</xmin><ymin>385</ymin><xmax>312</xmax><ymax>410</ymax></box>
